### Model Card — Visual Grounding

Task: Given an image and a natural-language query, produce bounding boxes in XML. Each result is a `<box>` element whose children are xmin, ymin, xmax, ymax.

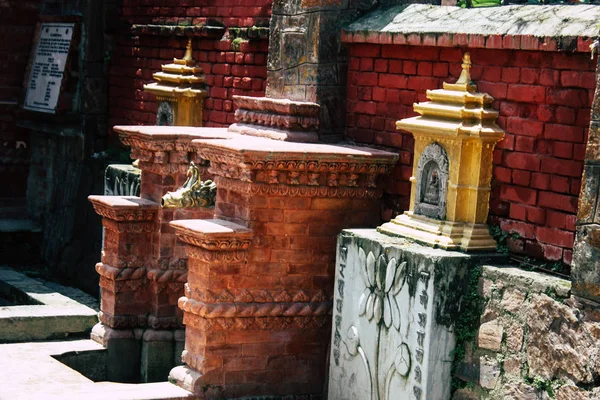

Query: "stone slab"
<box><xmin>0</xmin><ymin>339</ymin><xmax>196</xmax><ymax>400</ymax></box>
<box><xmin>114</xmin><ymin>125</ymin><xmax>232</xmax><ymax>141</ymax></box>
<box><xmin>0</xmin><ymin>267</ymin><xmax>98</xmax><ymax>342</ymax></box>
<box><xmin>191</xmin><ymin>135</ymin><xmax>399</xmax><ymax>162</ymax></box>
<box><xmin>328</xmin><ymin>229</ymin><xmax>500</xmax><ymax>400</ymax></box>
<box><xmin>344</xmin><ymin>4</ymin><xmax>600</xmax><ymax>42</ymax></box>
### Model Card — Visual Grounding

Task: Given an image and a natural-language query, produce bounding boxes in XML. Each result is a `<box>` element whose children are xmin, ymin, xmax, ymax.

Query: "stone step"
<box><xmin>0</xmin><ymin>339</ymin><xmax>197</xmax><ymax>400</ymax></box>
<box><xmin>0</xmin><ymin>267</ymin><xmax>98</xmax><ymax>342</ymax></box>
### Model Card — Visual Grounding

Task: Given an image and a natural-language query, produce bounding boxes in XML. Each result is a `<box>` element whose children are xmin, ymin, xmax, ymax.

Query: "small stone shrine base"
<box><xmin>378</xmin><ymin>212</ymin><xmax>497</xmax><ymax>252</ymax></box>
<box><xmin>328</xmin><ymin>229</ymin><xmax>502</xmax><ymax>400</ymax></box>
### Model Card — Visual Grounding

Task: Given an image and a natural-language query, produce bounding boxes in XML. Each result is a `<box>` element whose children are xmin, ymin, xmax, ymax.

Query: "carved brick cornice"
<box><xmin>99</xmin><ymin>276</ymin><xmax>146</xmax><ymax>292</ymax></box>
<box><xmin>96</xmin><ymin>262</ymin><xmax>146</xmax><ymax>281</ymax></box>
<box><xmin>102</xmin><ymin>219</ymin><xmax>155</xmax><ymax>233</ymax></box>
<box><xmin>184</xmin><ymin>247</ymin><xmax>249</xmax><ymax>263</ymax></box>
<box><xmin>216</xmin><ymin>178</ymin><xmax>384</xmax><ymax>199</ymax></box>
<box><xmin>89</xmin><ymin>196</ymin><xmax>159</xmax><ymax>222</ymax></box>
<box><xmin>234</xmin><ymin>109</ymin><xmax>319</xmax><ymax>131</ymax></box>
<box><xmin>183</xmin><ymin>313</ymin><xmax>330</xmax><ymax>331</ymax></box>
<box><xmin>184</xmin><ymin>285</ymin><xmax>330</xmax><ymax>304</ymax></box>
<box><xmin>148</xmin><ymin>315</ymin><xmax>183</xmax><ymax>329</ymax></box>
<box><xmin>176</xmin><ymin>234</ymin><xmax>252</xmax><ymax>251</ymax></box>
<box><xmin>147</xmin><ymin>268</ymin><xmax>188</xmax><ymax>283</ymax></box>
<box><xmin>170</xmin><ymin>219</ymin><xmax>253</xmax><ymax>254</ymax></box>
<box><xmin>150</xmin><ymin>281</ymin><xmax>185</xmax><ymax>294</ymax></box>
<box><xmin>99</xmin><ymin>311</ymin><xmax>147</xmax><ymax>329</ymax></box>
<box><xmin>179</xmin><ymin>296</ymin><xmax>332</xmax><ymax>318</ymax></box>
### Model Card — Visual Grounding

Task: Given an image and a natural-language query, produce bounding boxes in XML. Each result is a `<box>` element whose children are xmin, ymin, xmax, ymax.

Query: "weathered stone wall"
<box><xmin>0</xmin><ymin>0</ymin><xmax>40</xmax><ymax>198</ymax></box>
<box><xmin>107</xmin><ymin>0</ymin><xmax>271</xmax><ymax>132</ymax></box>
<box><xmin>345</xmin><ymin>44</ymin><xmax>595</xmax><ymax>265</ymax></box>
<box><xmin>453</xmin><ymin>266</ymin><xmax>600</xmax><ymax>399</ymax></box>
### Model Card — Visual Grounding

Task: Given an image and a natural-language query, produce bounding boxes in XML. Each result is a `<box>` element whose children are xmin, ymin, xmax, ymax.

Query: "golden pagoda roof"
<box><xmin>144</xmin><ymin>38</ymin><xmax>207</xmax><ymax>99</ymax></box>
<box><xmin>396</xmin><ymin>52</ymin><xmax>504</xmax><ymax>140</ymax></box>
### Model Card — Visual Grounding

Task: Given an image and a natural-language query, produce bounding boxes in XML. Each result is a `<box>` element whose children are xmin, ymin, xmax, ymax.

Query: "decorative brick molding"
<box><xmin>89</xmin><ymin>195</ymin><xmax>160</xmax><ymax>330</ymax></box>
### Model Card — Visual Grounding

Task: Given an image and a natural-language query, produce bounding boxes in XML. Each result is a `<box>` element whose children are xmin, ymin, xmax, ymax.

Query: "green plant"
<box><xmin>451</xmin><ymin>266</ymin><xmax>484</xmax><ymax>392</ymax></box>
<box><xmin>489</xmin><ymin>225</ymin><xmax>519</xmax><ymax>256</ymax></box>
<box><xmin>231</xmin><ymin>37</ymin><xmax>245</xmax><ymax>51</ymax></box>
<box><xmin>526</xmin><ymin>375</ymin><xmax>555</xmax><ymax>397</ymax></box>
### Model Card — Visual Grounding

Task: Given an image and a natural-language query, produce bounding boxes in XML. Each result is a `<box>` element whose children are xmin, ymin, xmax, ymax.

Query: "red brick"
<box><xmin>563</xmin><ymin>249</ymin><xmax>573</xmax><ymax>265</ymax></box>
<box><xmin>520</xmin><ymin>68</ymin><xmax>539</xmax><ymax>84</ymax></box>
<box><xmin>374</xmin><ymin>59</ymin><xmax>388</xmax><ymax>72</ymax></box>
<box><xmin>403</xmin><ymin>61</ymin><xmax>416</xmax><ymax>75</ymax></box>
<box><xmin>580</xmin><ymin>71</ymin><xmax>596</xmax><ymax>89</ymax></box>
<box><xmin>536</xmin><ymin>227</ymin><xmax>574</xmax><ymax>248</ymax></box>
<box><xmin>540</xmin><ymin>158</ymin><xmax>582</xmax><ymax>178</ymax></box>
<box><xmin>561</xmin><ymin>70</ymin><xmax>580</xmax><ymax>87</ymax></box>
<box><xmin>536</xmin><ymin>104</ymin><xmax>555</xmax><ymax>123</ymax></box>
<box><xmin>539</xmin><ymin>69</ymin><xmax>560</xmax><ymax>86</ymax></box>
<box><xmin>515</xmin><ymin>136</ymin><xmax>535</xmax><ymax>153</ymax></box>
<box><xmin>359</xmin><ymin>58</ymin><xmax>374</xmax><ymax>71</ymax></box>
<box><xmin>500</xmin><ymin>184</ymin><xmax>537</xmax><ymax>205</ymax></box>
<box><xmin>546</xmin><ymin>210</ymin><xmax>570</xmax><ymax>230</ymax></box>
<box><xmin>512</xmin><ymin>170</ymin><xmax>531</xmax><ymax>186</ymax></box>
<box><xmin>542</xmin><ymin>243</ymin><xmax>563</xmax><ymax>261</ymax></box>
<box><xmin>389</xmin><ymin>60</ymin><xmax>403</xmax><ymax>74</ymax></box>
<box><xmin>503</xmin><ymin>152</ymin><xmax>540</xmax><ymax>171</ymax></box>
<box><xmin>501</xmin><ymin>67</ymin><xmax>520</xmax><ymax>83</ymax></box>
<box><xmin>432</xmin><ymin>62</ymin><xmax>449</xmax><ymax>77</ymax></box>
<box><xmin>549</xmin><ymin>175</ymin><xmax>570</xmax><ymax>194</ymax></box>
<box><xmin>477</xmin><ymin>82</ymin><xmax>507</xmax><ymax>100</ymax></box>
<box><xmin>509</xmin><ymin>203</ymin><xmax>527</xmax><ymax>221</ymax></box>
<box><xmin>506</xmin><ymin>85</ymin><xmax>545</xmax><ymax>103</ymax></box>
<box><xmin>500</xmin><ymin>219</ymin><xmax>535</xmax><ymax>239</ymax></box>
<box><xmin>538</xmin><ymin>191</ymin><xmax>578</xmax><ymax>213</ymax></box>
<box><xmin>506</xmin><ymin>118</ymin><xmax>543</xmax><ymax>137</ymax></box>
<box><xmin>407</xmin><ymin>76</ymin><xmax>439</xmax><ymax>90</ymax></box>
<box><xmin>544</xmin><ymin>124</ymin><xmax>584</xmax><ymax>143</ymax></box>
<box><xmin>555</xmin><ymin>107</ymin><xmax>577</xmax><ymax>125</ymax></box>
<box><xmin>417</xmin><ymin>62</ymin><xmax>433</xmax><ymax>76</ymax></box>
<box><xmin>358</xmin><ymin>72</ymin><xmax>378</xmax><ymax>86</ymax></box>
<box><xmin>493</xmin><ymin>166</ymin><xmax>512</xmax><ymax>183</ymax></box>
<box><xmin>546</xmin><ymin>88</ymin><xmax>589</xmax><ymax>107</ymax></box>
<box><xmin>552</xmin><ymin>142</ymin><xmax>573</xmax><ymax>159</ymax></box>
<box><xmin>352</xmin><ymin>44</ymin><xmax>380</xmax><ymax>58</ymax></box>
<box><xmin>379</xmin><ymin>74</ymin><xmax>407</xmax><ymax>89</ymax></box>
<box><xmin>497</xmin><ymin>134</ymin><xmax>514</xmax><ymax>150</ymax></box>
<box><xmin>526</xmin><ymin>206</ymin><xmax>546</xmax><ymax>225</ymax></box>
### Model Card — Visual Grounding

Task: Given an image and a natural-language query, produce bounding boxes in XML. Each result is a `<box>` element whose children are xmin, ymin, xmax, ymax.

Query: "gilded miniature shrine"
<box><xmin>144</xmin><ymin>38</ymin><xmax>207</xmax><ymax>127</ymax></box>
<box><xmin>379</xmin><ymin>53</ymin><xmax>505</xmax><ymax>251</ymax></box>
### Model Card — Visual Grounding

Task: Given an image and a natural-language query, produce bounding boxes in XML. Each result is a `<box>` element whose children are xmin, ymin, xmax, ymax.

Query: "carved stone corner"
<box><xmin>88</xmin><ymin>195</ymin><xmax>160</xmax><ymax>222</ymax></box>
<box><xmin>170</xmin><ymin>219</ymin><xmax>253</xmax><ymax>253</ymax></box>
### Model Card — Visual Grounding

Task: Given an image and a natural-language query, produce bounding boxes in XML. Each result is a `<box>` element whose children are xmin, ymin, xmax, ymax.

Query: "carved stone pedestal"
<box><xmin>328</xmin><ymin>229</ymin><xmax>503</xmax><ymax>400</ymax></box>
<box><xmin>88</xmin><ymin>195</ymin><xmax>188</xmax><ymax>382</ymax></box>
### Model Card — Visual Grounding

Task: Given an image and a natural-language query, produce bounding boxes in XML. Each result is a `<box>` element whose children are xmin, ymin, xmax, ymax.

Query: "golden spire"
<box><xmin>455</xmin><ymin>52</ymin><xmax>471</xmax><ymax>86</ymax></box>
<box><xmin>183</xmin><ymin>37</ymin><xmax>193</xmax><ymax>62</ymax></box>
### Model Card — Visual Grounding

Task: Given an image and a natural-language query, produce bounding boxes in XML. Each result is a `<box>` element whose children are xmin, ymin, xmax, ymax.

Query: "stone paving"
<box><xmin>0</xmin><ymin>266</ymin><xmax>98</xmax><ymax>342</ymax></box>
<box><xmin>0</xmin><ymin>339</ymin><xmax>197</xmax><ymax>400</ymax></box>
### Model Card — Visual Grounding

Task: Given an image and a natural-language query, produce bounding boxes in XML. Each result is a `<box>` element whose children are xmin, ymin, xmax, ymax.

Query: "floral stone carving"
<box><xmin>329</xmin><ymin>231</ymin><xmax>478</xmax><ymax>400</ymax></box>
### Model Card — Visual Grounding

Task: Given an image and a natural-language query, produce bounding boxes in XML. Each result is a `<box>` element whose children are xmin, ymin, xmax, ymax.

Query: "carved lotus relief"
<box><xmin>344</xmin><ymin>247</ymin><xmax>412</xmax><ymax>400</ymax></box>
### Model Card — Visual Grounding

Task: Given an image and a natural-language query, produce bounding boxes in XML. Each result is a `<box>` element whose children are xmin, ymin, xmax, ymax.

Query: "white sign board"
<box><xmin>24</xmin><ymin>23</ymin><xmax>74</xmax><ymax>113</ymax></box>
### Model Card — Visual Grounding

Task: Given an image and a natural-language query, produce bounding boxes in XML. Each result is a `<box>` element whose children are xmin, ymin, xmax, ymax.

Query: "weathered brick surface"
<box><xmin>346</xmin><ymin>44</ymin><xmax>595</xmax><ymax>265</ymax></box>
<box><xmin>108</xmin><ymin>1</ymin><xmax>271</xmax><ymax>132</ymax></box>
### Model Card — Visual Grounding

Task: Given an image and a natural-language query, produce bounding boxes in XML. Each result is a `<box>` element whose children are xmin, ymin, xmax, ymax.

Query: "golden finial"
<box><xmin>183</xmin><ymin>37</ymin><xmax>193</xmax><ymax>62</ymax></box>
<box><xmin>455</xmin><ymin>52</ymin><xmax>471</xmax><ymax>85</ymax></box>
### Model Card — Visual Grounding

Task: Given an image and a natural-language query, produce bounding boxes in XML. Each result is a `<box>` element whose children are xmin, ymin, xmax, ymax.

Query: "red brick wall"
<box><xmin>108</xmin><ymin>0</ymin><xmax>271</xmax><ymax>131</ymax></box>
<box><xmin>345</xmin><ymin>44</ymin><xmax>596</xmax><ymax>265</ymax></box>
<box><xmin>0</xmin><ymin>0</ymin><xmax>40</xmax><ymax>198</ymax></box>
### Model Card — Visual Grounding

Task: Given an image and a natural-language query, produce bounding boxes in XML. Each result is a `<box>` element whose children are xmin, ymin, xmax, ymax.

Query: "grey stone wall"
<box><xmin>453</xmin><ymin>266</ymin><xmax>600</xmax><ymax>400</ymax></box>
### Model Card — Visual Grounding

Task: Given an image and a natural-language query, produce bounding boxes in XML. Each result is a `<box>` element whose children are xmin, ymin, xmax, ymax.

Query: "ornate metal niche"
<box><xmin>161</xmin><ymin>162</ymin><xmax>216</xmax><ymax>208</ymax></box>
<box><xmin>413</xmin><ymin>143</ymin><xmax>449</xmax><ymax>220</ymax></box>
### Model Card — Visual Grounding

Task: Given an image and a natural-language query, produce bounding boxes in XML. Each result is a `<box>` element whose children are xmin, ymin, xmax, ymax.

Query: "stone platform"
<box><xmin>0</xmin><ymin>339</ymin><xmax>196</xmax><ymax>400</ymax></box>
